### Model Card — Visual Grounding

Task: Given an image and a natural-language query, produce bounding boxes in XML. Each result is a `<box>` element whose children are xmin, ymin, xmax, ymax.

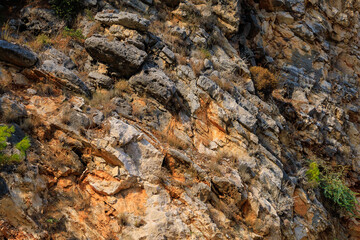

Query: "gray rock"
<box><xmin>121</xmin><ymin>0</ymin><xmax>150</xmax><ymax>13</ymax></box>
<box><xmin>129</xmin><ymin>68</ymin><xmax>176</xmax><ymax>105</ymax></box>
<box><xmin>162</xmin><ymin>46</ymin><xmax>175</xmax><ymax>61</ymax></box>
<box><xmin>41</xmin><ymin>60</ymin><xmax>92</xmax><ymax>97</ymax></box>
<box><xmin>95</xmin><ymin>12</ymin><xmax>150</xmax><ymax>31</ymax></box>
<box><xmin>109</xmin><ymin>117</ymin><xmax>142</xmax><ymax>146</ymax></box>
<box><xmin>88</xmin><ymin>71</ymin><xmax>114</xmax><ymax>89</ymax></box>
<box><xmin>0</xmin><ymin>40</ymin><xmax>38</xmax><ymax>67</ymax></box>
<box><xmin>0</xmin><ymin>96</ymin><xmax>27</xmax><ymax>122</ymax></box>
<box><xmin>65</xmin><ymin>110</ymin><xmax>91</xmax><ymax>130</ymax></box>
<box><xmin>124</xmin><ymin>138</ymin><xmax>164</xmax><ymax>178</ymax></box>
<box><xmin>197</xmin><ymin>76</ymin><xmax>222</xmax><ymax>101</ymax></box>
<box><xmin>91</xmin><ymin>110</ymin><xmax>104</xmax><ymax>126</ymax></box>
<box><xmin>84</xmin><ymin>0</ymin><xmax>97</xmax><ymax>6</ymax></box>
<box><xmin>85</xmin><ymin>36</ymin><xmax>147</xmax><ymax>77</ymax></box>
<box><xmin>21</xmin><ymin>7</ymin><xmax>65</xmax><ymax>35</ymax></box>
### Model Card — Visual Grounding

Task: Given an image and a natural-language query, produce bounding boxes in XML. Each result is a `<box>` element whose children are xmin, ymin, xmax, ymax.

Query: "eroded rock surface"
<box><xmin>0</xmin><ymin>0</ymin><xmax>359</xmax><ymax>239</ymax></box>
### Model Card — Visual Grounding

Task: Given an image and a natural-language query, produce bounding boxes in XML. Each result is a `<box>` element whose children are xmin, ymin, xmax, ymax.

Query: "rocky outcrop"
<box><xmin>0</xmin><ymin>40</ymin><xmax>37</xmax><ymax>67</ymax></box>
<box><xmin>85</xmin><ymin>35</ymin><xmax>147</xmax><ymax>77</ymax></box>
<box><xmin>0</xmin><ymin>0</ymin><xmax>359</xmax><ymax>239</ymax></box>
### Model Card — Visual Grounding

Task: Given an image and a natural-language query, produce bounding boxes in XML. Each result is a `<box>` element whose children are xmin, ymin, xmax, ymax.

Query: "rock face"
<box><xmin>0</xmin><ymin>40</ymin><xmax>37</xmax><ymax>67</ymax></box>
<box><xmin>0</xmin><ymin>0</ymin><xmax>360</xmax><ymax>239</ymax></box>
<box><xmin>85</xmin><ymin>35</ymin><xmax>147</xmax><ymax>77</ymax></box>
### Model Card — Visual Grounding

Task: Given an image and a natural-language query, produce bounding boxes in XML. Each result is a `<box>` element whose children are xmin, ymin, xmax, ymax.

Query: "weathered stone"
<box><xmin>85</xmin><ymin>170</ymin><xmax>135</xmax><ymax>196</ymax></box>
<box><xmin>0</xmin><ymin>40</ymin><xmax>37</xmax><ymax>67</ymax></box>
<box><xmin>41</xmin><ymin>60</ymin><xmax>92</xmax><ymax>97</ymax></box>
<box><xmin>108</xmin><ymin>117</ymin><xmax>142</xmax><ymax>146</ymax></box>
<box><xmin>129</xmin><ymin>68</ymin><xmax>176</xmax><ymax>105</ymax></box>
<box><xmin>88</xmin><ymin>71</ymin><xmax>113</xmax><ymax>89</ymax></box>
<box><xmin>85</xmin><ymin>36</ymin><xmax>147</xmax><ymax>77</ymax></box>
<box><xmin>95</xmin><ymin>12</ymin><xmax>150</xmax><ymax>31</ymax></box>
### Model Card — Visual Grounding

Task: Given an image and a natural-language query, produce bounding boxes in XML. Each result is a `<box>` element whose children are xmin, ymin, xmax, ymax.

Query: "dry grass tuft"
<box><xmin>87</xmin><ymin>89</ymin><xmax>117</xmax><ymax>117</ymax></box>
<box><xmin>249</xmin><ymin>66</ymin><xmax>278</xmax><ymax>94</ymax></box>
<box><xmin>210</xmin><ymin>75</ymin><xmax>233</xmax><ymax>92</ymax></box>
<box><xmin>114</xmin><ymin>80</ymin><xmax>130</xmax><ymax>94</ymax></box>
<box><xmin>176</xmin><ymin>54</ymin><xmax>187</xmax><ymax>65</ymax></box>
<box><xmin>190</xmin><ymin>60</ymin><xmax>204</xmax><ymax>77</ymax></box>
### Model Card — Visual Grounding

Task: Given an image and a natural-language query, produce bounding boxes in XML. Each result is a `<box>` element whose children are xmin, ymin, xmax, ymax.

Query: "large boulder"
<box><xmin>0</xmin><ymin>40</ymin><xmax>37</xmax><ymax>67</ymax></box>
<box><xmin>129</xmin><ymin>68</ymin><xmax>176</xmax><ymax>105</ymax></box>
<box><xmin>85</xmin><ymin>35</ymin><xmax>147</xmax><ymax>77</ymax></box>
<box><xmin>95</xmin><ymin>12</ymin><xmax>150</xmax><ymax>31</ymax></box>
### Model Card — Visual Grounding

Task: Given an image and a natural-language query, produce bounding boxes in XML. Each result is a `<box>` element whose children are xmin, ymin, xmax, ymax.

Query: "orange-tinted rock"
<box><xmin>293</xmin><ymin>188</ymin><xmax>309</xmax><ymax>217</ymax></box>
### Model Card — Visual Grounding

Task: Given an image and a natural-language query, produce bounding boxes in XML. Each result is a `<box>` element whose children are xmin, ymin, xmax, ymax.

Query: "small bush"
<box><xmin>306</xmin><ymin>161</ymin><xmax>359</xmax><ymax>216</ymax></box>
<box><xmin>49</xmin><ymin>0</ymin><xmax>83</xmax><ymax>21</ymax></box>
<box><xmin>322</xmin><ymin>173</ymin><xmax>358</xmax><ymax>215</ymax></box>
<box><xmin>249</xmin><ymin>66</ymin><xmax>278</xmax><ymax>95</ymax></box>
<box><xmin>0</xmin><ymin>125</ymin><xmax>31</xmax><ymax>166</ymax></box>
<box><xmin>63</xmin><ymin>27</ymin><xmax>84</xmax><ymax>40</ymax></box>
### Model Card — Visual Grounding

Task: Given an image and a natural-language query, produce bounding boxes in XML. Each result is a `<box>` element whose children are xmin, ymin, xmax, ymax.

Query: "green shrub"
<box><xmin>322</xmin><ymin>173</ymin><xmax>358</xmax><ymax>215</ymax></box>
<box><xmin>49</xmin><ymin>0</ymin><xmax>83</xmax><ymax>21</ymax></box>
<box><xmin>63</xmin><ymin>27</ymin><xmax>84</xmax><ymax>40</ymax></box>
<box><xmin>0</xmin><ymin>125</ymin><xmax>31</xmax><ymax>166</ymax></box>
<box><xmin>306</xmin><ymin>161</ymin><xmax>359</xmax><ymax>216</ymax></box>
<box><xmin>16</xmin><ymin>136</ymin><xmax>31</xmax><ymax>156</ymax></box>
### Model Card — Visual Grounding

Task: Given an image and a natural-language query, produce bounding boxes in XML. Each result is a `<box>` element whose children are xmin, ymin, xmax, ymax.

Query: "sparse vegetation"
<box><xmin>85</xmin><ymin>9</ymin><xmax>94</xmax><ymax>21</ymax></box>
<box><xmin>306</xmin><ymin>161</ymin><xmax>359</xmax><ymax>216</ymax></box>
<box><xmin>62</xmin><ymin>27</ymin><xmax>84</xmax><ymax>40</ymax></box>
<box><xmin>249</xmin><ymin>66</ymin><xmax>278</xmax><ymax>95</ymax></box>
<box><xmin>199</xmin><ymin>48</ymin><xmax>212</xmax><ymax>59</ymax></box>
<box><xmin>0</xmin><ymin>20</ymin><xmax>11</xmax><ymax>41</ymax></box>
<box><xmin>210</xmin><ymin>74</ymin><xmax>234</xmax><ymax>93</ymax></box>
<box><xmin>0</xmin><ymin>125</ymin><xmax>31</xmax><ymax>166</ymax></box>
<box><xmin>190</xmin><ymin>60</ymin><xmax>204</xmax><ymax>77</ymax></box>
<box><xmin>49</xmin><ymin>0</ymin><xmax>83</xmax><ymax>22</ymax></box>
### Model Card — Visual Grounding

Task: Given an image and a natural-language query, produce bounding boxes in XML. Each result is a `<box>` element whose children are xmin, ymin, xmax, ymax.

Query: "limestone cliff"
<box><xmin>0</xmin><ymin>0</ymin><xmax>359</xmax><ymax>239</ymax></box>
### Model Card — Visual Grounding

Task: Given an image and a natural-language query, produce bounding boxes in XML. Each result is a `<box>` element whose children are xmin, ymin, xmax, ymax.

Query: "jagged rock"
<box><xmin>0</xmin><ymin>40</ymin><xmax>37</xmax><ymax>67</ymax></box>
<box><xmin>87</xmin><ymin>71</ymin><xmax>113</xmax><ymax>89</ymax></box>
<box><xmin>41</xmin><ymin>60</ymin><xmax>92</xmax><ymax>97</ymax></box>
<box><xmin>85</xmin><ymin>35</ymin><xmax>147</xmax><ymax>77</ymax></box>
<box><xmin>121</xmin><ymin>0</ymin><xmax>150</xmax><ymax>13</ymax></box>
<box><xmin>108</xmin><ymin>117</ymin><xmax>142</xmax><ymax>146</ymax></box>
<box><xmin>0</xmin><ymin>96</ymin><xmax>27</xmax><ymax>122</ymax></box>
<box><xmin>95</xmin><ymin>12</ymin><xmax>150</xmax><ymax>31</ymax></box>
<box><xmin>91</xmin><ymin>109</ymin><xmax>104</xmax><ymax>126</ymax></box>
<box><xmin>85</xmin><ymin>170</ymin><xmax>135</xmax><ymax>196</ymax></box>
<box><xmin>21</xmin><ymin>6</ymin><xmax>65</xmax><ymax>35</ymax></box>
<box><xmin>129</xmin><ymin>68</ymin><xmax>176</xmax><ymax>105</ymax></box>
<box><xmin>109</xmin><ymin>25</ymin><xmax>145</xmax><ymax>49</ymax></box>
